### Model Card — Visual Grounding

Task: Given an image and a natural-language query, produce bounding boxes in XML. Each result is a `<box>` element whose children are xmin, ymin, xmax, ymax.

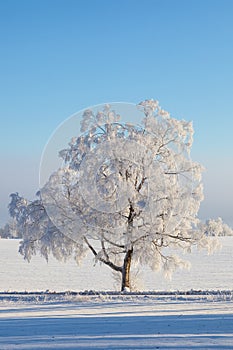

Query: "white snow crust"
<box><xmin>1</xmin><ymin>238</ymin><xmax>233</xmax><ymax>349</ymax></box>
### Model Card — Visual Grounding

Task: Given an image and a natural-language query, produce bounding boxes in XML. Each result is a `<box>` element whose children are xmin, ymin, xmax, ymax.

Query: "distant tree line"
<box><xmin>0</xmin><ymin>220</ymin><xmax>22</xmax><ymax>239</ymax></box>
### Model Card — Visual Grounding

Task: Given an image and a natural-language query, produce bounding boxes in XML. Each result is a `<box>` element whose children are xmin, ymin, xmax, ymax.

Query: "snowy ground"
<box><xmin>1</xmin><ymin>238</ymin><xmax>233</xmax><ymax>349</ymax></box>
<box><xmin>0</xmin><ymin>293</ymin><xmax>233</xmax><ymax>349</ymax></box>
<box><xmin>1</xmin><ymin>237</ymin><xmax>233</xmax><ymax>292</ymax></box>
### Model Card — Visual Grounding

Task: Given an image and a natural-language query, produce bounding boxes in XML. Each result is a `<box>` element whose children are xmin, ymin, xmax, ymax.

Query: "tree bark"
<box><xmin>84</xmin><ymin>236</ymin><xmax>134</xmax><ymax>292</ymax></box>
<box><xmin>121</xmin><ymin>248</ymin><xmax>133</xmax><ymax>292</ymax></box>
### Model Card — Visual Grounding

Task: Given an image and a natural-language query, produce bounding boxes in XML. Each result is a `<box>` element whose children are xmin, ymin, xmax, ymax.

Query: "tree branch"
<box><xmin>83</xmin><ymin>236</ymin><xmax>122</xmax><ymax>272</ymax></box>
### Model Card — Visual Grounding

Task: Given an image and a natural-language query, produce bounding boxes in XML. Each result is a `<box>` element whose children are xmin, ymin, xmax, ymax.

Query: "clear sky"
<box><xmin>0</xmin><ymin>0</ymin><xmax>233</xmax><ymax>226</ymax></box>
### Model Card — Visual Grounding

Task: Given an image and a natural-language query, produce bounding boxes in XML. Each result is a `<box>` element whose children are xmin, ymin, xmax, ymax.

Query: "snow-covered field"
<box><xmin>1</xmin><ymin>238</ymin><xmax>233</xmax><ymax>349</ymax></box>
<box><xmin>1</xmin><ymin>238</ymin><xmax>233</xmax><ymax>292</ymax></box>
<box><xmin>1</xmin><ymin>293</ymin><xmax>233</xmax><ymax>349</ymax></box>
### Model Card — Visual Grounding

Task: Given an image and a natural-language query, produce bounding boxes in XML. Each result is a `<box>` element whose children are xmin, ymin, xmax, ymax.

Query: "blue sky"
<box><xmin>0</xmin><ymin>0</ymin><xmax>233</xmax><ymax>226</ymax></box>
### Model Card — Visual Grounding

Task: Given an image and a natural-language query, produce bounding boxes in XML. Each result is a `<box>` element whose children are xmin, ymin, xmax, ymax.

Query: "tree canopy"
<box><xmin>9</xmin><ymin>100</ymin><xmax>221</xmax><ymax>291</ymax></box>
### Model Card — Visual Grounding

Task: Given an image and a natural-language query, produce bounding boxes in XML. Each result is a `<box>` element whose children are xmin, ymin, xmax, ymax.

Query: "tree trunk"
<box><xmin>121</xmin><ymin>248</ymin><xmax>133</xmax><ymax>292</ymax></box>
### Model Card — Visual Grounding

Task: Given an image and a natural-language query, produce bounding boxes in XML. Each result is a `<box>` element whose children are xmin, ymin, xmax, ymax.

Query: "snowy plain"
<box><xmin>1</xmin><ymin>238</ymin><xmax>233</xmax><ymax>349</ymax></box>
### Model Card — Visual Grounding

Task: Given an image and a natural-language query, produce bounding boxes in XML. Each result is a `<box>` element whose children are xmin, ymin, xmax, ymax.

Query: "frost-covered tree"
<box><xmin>201</xmin><ymin>218</ymin><xmax>233</xmax><ymax>237</ymax></box>
<box><xmin>9</xmin><ymin>100</ymin><xmax>219</xmax><ymax>291</ymax></box>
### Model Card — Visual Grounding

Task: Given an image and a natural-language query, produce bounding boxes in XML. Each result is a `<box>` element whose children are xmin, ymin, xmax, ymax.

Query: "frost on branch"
<box><xmin>9</xmin><ymin>192</ymin><xmax>88</xmax><ymax>264</ymax></box>
<box><xmin>9</xmin><ymin>99</ymin><xmax>222</xmax><ymax>291</ymax></box>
